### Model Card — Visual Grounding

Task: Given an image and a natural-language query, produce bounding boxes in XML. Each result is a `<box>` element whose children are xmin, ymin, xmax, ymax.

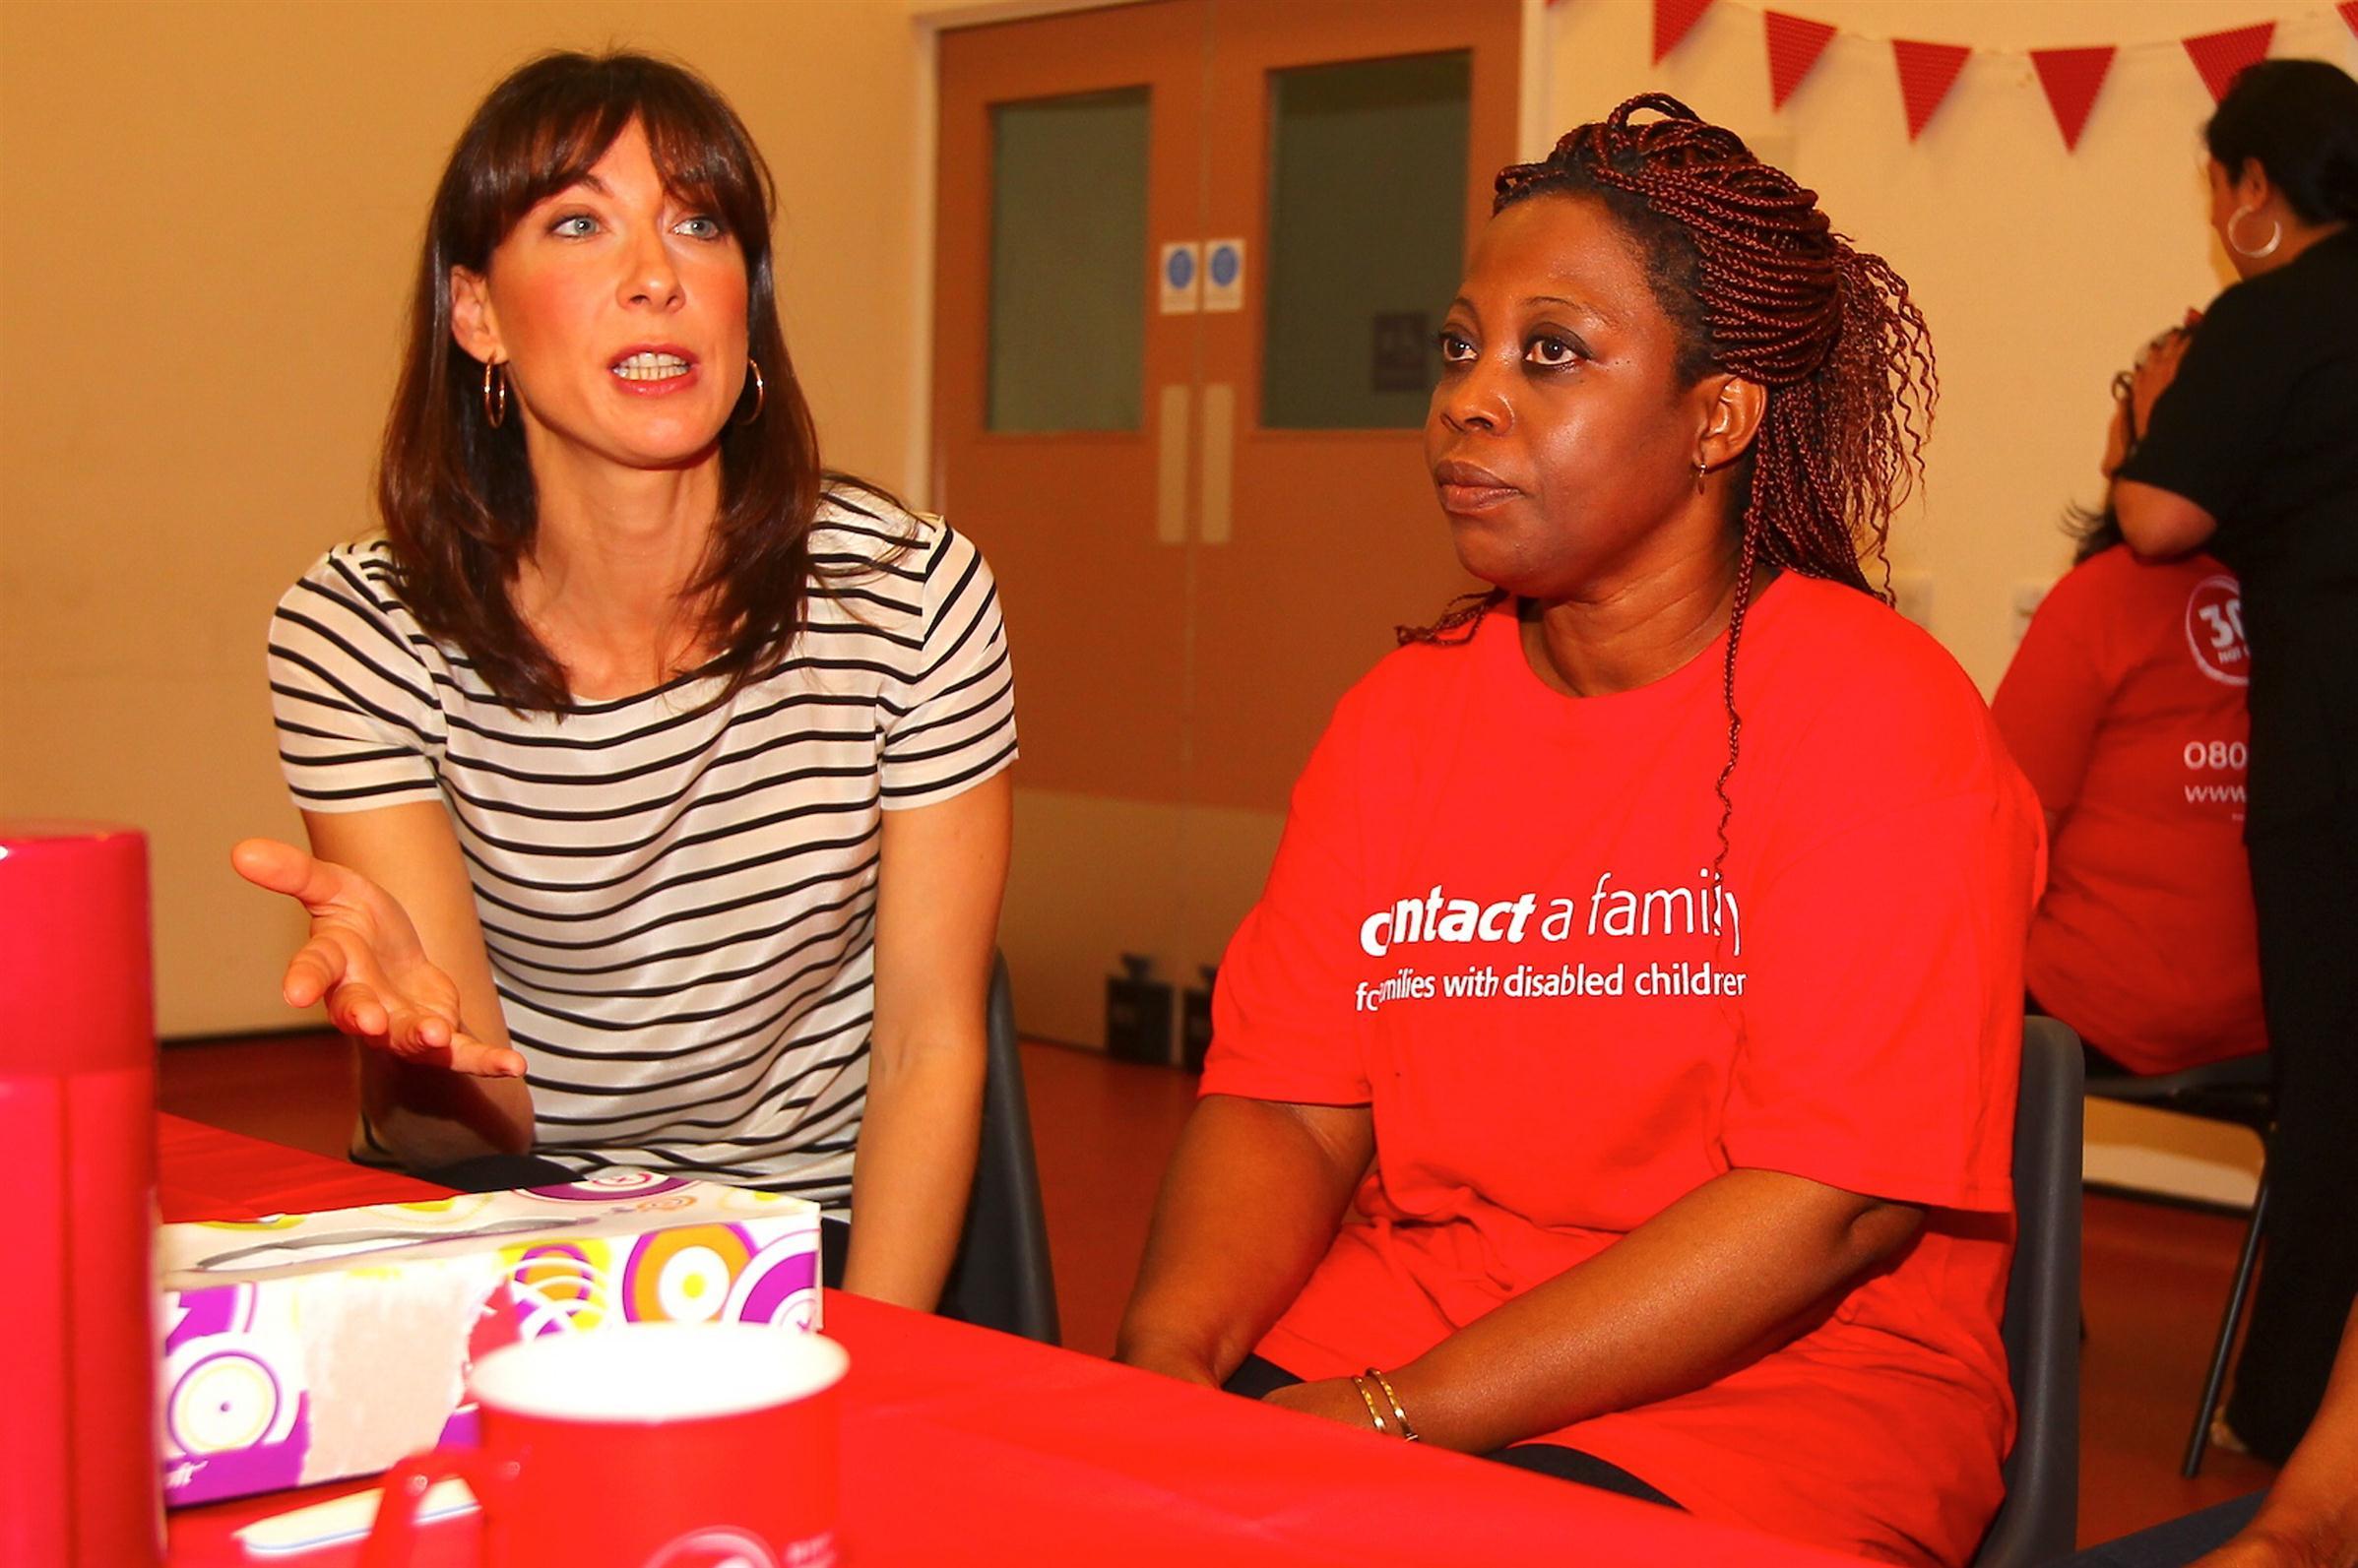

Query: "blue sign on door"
<box><xmin>1202</xmin><ymin>237</ymin><xmax>1244</xmax><ymax>312</ymax></box>
<box><xmin>1166</xmin><ymin>248</ymin><xmax>1196</xmax><ymax>288</ymax></box>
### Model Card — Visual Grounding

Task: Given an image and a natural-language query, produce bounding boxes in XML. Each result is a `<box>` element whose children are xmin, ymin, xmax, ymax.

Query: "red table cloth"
<box><xmin>159</xmin><ymin>1114</ymin><xmax>1868</xmax><ymax>1566</ymax></box>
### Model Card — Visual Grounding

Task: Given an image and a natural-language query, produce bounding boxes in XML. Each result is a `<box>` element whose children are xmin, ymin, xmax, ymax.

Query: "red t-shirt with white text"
<box><xmin>1202</xmin><ymin>579</ymin><xmax>2044</xmax><ymax>1567</ymax></box>
<box><xmin>1992</xmin><ymin>546</ymin><xmax>2263</xmax><ymax>1072</ymax></box>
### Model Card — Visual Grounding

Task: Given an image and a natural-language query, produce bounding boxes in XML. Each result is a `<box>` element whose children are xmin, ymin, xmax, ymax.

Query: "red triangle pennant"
<box><xmin>1653</xmin><ymin>0</ymin><xmax>1713</xmax><ymax>63</ymax></box>
<box><xmin>2339</xmin><ymin>1</ymin><xmax>2358</xmax><ymax>38</ymax></box>
<box><xmin>1892</xmin><ymin>39</ymin><xmax>1971</xmax><ymax>140</ymax></box>
<box><xmin>2030</xmin><ymin>45</ymin><xmax>2115</xmax><ymax>152</ymax></box>
<box><xmin>2182</xmin><ymin>23</ymin><xmax>2274</xmax><ymax>103</ymax></box>
<box><xmin>1764</xmin><ymin>11</ymin><xmax>1837</xmax><ymax>110</ymax></box>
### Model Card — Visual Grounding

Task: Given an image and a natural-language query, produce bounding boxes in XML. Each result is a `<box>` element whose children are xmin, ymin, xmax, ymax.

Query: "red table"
<box><xmin>160</xmin><ymin>1115</ymin><xmax>1868</xmax><ymax>1566</ymax></box>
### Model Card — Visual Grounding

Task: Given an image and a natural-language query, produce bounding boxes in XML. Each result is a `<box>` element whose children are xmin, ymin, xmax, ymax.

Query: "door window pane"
<box><xmin>1262</xmin><ymin>53</ymin><xmax>1470</xmax><ymax>430</ymax></box>
<box><xmin>988</xmin><ymin>89</ymin><xmax>1150</xmax><ymax>433</ymax></box>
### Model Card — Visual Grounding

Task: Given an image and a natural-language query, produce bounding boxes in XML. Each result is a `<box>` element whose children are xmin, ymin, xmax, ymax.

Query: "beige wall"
<box><xmin>0</xmin><ymin>0</ymin><xmax>935</xmax><ymax>1035</ymax></box>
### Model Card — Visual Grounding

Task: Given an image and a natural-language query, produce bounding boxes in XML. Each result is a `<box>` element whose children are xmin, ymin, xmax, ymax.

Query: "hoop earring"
<box><xmin>2227</xmin><ymin>205</ymin><xmax>2282</xmax><ymax>260</ymax></box>
<box><xmin>1694</xmin><ymin>453</ymin><xmax>1710</xmax><ymax>495</ymax></box>
<box><xmin>481</xmin><ymin>360</ymin><xmax>508</xmax><ymax>429</ymax></box>
<box><xmin>736</xmin><ymin>358</ymin><xmax>765</xmax><ymax>426</ymax></box>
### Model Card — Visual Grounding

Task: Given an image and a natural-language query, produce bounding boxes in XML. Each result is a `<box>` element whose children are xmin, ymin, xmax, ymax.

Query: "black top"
<box><xmin>2120</xmin><ymin>227</ymin><xmax>2358</xmax><ymax>838</ymax></box>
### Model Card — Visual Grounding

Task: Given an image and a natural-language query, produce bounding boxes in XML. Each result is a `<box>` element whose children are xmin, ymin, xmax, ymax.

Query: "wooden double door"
<box><xmin>935</xmin><ymin>0</ymin><xmax>1521</xmax><ymax>1045</ymax></box>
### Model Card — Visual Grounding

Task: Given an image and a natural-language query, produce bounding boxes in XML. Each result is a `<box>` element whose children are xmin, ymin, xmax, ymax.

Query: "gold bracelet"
<box><xmin>1365</xmin><ymin>1367</ymin><xmax>1420</xmax><ymax>1443</ymax></box>
<box><xmin>1348</xmin><ymin>1374</ymin><xmax>1391</xmax><ymax>1436</ymax></box>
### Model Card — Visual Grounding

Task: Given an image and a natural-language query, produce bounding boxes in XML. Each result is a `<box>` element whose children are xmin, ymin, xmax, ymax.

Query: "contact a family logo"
<box><xmin>1352</xmin><ymin>871</ymin><xmax>1747</xmax><ymax>1011</ymax></box>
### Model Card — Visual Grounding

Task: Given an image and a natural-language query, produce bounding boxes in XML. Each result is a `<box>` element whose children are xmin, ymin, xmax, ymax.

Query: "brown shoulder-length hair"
<box><xmin>379</xmin><ymin>50</ymin><xmax>836</xmax><ymax>713</ymax></box>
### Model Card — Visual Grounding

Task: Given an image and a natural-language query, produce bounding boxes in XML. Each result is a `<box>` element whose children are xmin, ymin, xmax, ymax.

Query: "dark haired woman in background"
<box><xmin>2114</xmin><ymin>58</ymin><xmax>2358</xmax><ymax>1464</ymax></box>
<box><xmin>229</xmin><ymin>52</ymin><xmax>1017</xmax><ymax>1312</ymax></box>
<box><xmin>1993</xmin><ymin>326</ymin><xmax>2264</xmax><ymax>1079</ymax></box>
<box><xmin>1117</xmin><ymin>96</ymin><xmax>2038</xmax><ymax>1566</ymax></box>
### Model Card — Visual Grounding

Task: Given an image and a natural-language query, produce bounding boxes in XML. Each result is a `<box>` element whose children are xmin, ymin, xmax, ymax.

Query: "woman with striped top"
<box><xmin>230</xmin><ymin>52</ymin><xmax>1016</xmax><ymax>1313</ymax></box>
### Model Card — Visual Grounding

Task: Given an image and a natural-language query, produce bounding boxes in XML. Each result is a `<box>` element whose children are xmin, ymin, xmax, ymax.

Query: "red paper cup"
<box><xmin>0</xmin><ymin>822</ymin><xmax>159</xmax><ymax>1568</ymax></box>
<box><xmin>361</xmin><ymin>1322</ymin><xmax>848</xmax><ymax>1568</ymax></box>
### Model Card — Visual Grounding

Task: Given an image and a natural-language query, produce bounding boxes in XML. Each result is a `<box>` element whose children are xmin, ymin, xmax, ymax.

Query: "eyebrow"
<box><xmin>1527</xmin><ymin>292</ymin><xmax>1620</xmax><ymax>326</ymax></box>
<box><xmin>1447</xmin><ymin>292</ymin><xmax>1619</xmax><ymax>328</ymax></box>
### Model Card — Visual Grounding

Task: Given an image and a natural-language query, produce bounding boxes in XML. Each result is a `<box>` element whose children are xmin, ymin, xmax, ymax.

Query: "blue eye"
<box><xmin>550</xmin><ymin>214</ymin><xmax>600</xmax><ymax>238</ymax></box>
<box><xmin>674</xmin><ymin>215</ymin><xmax>726</xmax><ymax>240</ymax></box>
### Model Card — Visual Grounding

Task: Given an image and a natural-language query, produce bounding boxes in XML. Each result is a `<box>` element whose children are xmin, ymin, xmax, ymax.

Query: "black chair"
<box><xmin>2083</xmin><ymin>1050</ymin><xmax>2272</xmax><ymax>1476</ymax></box>
<box><xmin>1973</xmin><ymin>1016</ymin><xmax>2084</xmax><ymax>1568</ymax></box>
<box><xmin>936</xmin><ymin>954</ymin><xmax>1061</xmax><ymax>1345</ymax></box>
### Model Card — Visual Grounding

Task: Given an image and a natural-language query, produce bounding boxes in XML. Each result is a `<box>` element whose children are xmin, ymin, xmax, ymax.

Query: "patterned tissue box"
<box><xmin>158</xmin><ymin>1171</ymin><xmax>822</xmax><ymax>1507</ymax></box>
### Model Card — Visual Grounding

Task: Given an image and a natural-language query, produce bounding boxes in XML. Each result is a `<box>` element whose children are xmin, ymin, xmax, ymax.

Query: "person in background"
<box><xmin>1992</xmin><ymin>325</ymin><xmax>2264</xmax><ymax>1077</ymax></box>
<box><xmin>1117</xmin><ymin>95</ymin><xmax>2040</xmax><ymax>1568</ymax></box>
<box><xmin>2113</xmin><ymin>58</ymin><xmax>2358</xmax><ymax>1465</ymax></box>
<box><xmin>230</xmin><ymin>52</ymin><xmax>1017</xmax><ymax>1312</ymax></box>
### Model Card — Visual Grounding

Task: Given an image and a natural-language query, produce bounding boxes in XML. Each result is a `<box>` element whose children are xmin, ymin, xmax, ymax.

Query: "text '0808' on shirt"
<box><xmin>266</xmin><ymin>494</ymin><xmax>1018</xmax><ymax>1207</ymax></box>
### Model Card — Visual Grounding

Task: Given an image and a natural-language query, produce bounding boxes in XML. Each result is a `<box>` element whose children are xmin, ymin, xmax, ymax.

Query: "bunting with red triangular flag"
<box><xmin>1764</xmin><ymin>11</ymin><xmax>1838</xmax><ymax>109</ymax></box>
<box><xmin>1654</xmin><ymin>0</ymin><xmax>1713</xmax><ymax>64</ymax></box>
<box><xmin>1617</xmin><ymin>4</ymin><xmax>2332</xmax><ymax>151</ymax></box>
<box><xmin>1892</xmin><ymin>39</ymin><xmax>1971</xmax><ymax>140</ymax></box>
<box><xmin>2030</xmin><ymin>45</ymin><xmax>2115</xmax><ymax>153</ymax></box>
<box><xmin>2339</xmin><ymin>1</ymin><xmax>2358</xmax><ymax>38</ymax></box>
<box><xmin>2182</xmin><ymin>23</ymin><xmax>2274</xmax><ymax>103</ymax></box>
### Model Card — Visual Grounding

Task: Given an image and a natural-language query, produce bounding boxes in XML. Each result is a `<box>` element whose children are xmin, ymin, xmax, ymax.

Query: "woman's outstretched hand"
<box><xmin>230</xmin><ymin>838</ymin><xmax>526</xmax><ymax>1078</ymax></box>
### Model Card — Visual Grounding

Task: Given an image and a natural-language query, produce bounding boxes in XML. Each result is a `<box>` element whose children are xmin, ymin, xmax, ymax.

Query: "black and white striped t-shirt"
<box><xmin>267</xmin><ymin>495</ymin><xmax>1017</xmax><ymax>1207</ymax></box>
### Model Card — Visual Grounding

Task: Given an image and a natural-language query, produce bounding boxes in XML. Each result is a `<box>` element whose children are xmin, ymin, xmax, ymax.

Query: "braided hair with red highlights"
<box><xmin>1407</xmin><ymin>93</ymin><xmax>1937</xmax><ymax>870</ymax></box>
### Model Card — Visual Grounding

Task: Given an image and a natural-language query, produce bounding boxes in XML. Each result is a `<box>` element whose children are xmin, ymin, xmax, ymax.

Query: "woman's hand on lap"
<box><xmin>231</xmin><ymin>838</ymin><xmax>525</xmax><ymax>1078</ymax></box>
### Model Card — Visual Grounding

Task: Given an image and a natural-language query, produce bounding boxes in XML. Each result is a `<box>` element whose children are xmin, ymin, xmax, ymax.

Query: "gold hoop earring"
<box><xmin>481</xmin><ymin>360</ymin><xmax>508</xmax><ymax>429</ymax></box>
<box><xmin>2227</xmin><ymin>205</ymin><xmax>2282</xmax><ymax>260</ymax></box>
<box><xmin>736</xmin><ymin>358</ymin><xmax>765</xmax><ymax>426</ymax></box>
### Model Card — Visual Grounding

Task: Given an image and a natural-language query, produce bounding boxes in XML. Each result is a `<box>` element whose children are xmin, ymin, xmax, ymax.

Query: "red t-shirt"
<box><xmin>1991</xmin><ymin>547</ymin><xmax>2264</xmax><ymax>1074</ymax></box>
<box><xmin>1202</xmin><ymin>578</ymin><xmax>2044</xmax><ymax>1567</ymax></box>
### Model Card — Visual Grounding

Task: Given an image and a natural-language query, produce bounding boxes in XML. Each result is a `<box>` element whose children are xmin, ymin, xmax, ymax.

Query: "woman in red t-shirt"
<box><xmin>1116</xmin><ymin>96</ymin><xmax>2042</xmax><ymax>1568</ymax></box>
<box><xmin>1994</xmin><ymin>333</ymin><xmax>2265</xmax><ymax>1077</ymax></box>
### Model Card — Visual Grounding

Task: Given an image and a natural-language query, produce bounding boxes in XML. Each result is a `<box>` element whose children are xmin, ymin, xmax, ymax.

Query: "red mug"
<box><xmin>362</xmin><ymin>1322</ymin><xmax>848</xmax><ymax>1568</ymax></box>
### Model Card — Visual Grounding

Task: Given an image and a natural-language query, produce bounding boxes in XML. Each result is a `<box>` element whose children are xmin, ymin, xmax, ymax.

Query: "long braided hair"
<box><xmin>1407</xmin><ymin>93</ymin><xmax>1937</xmax><ymax>869</ymax></box>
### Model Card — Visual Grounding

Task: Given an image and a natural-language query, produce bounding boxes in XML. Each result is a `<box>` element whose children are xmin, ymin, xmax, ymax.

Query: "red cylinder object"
<box><xmin>0</xmin><ymin>822</ymin><xmax>162</xmax><ymax>1568</ymax></box>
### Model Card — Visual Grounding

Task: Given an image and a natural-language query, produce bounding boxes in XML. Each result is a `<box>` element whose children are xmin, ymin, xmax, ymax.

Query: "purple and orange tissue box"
<box><xmin>157</xmin><ymin>1171</ymin><xmax>822</xmax><ymax>1506</ymax></box>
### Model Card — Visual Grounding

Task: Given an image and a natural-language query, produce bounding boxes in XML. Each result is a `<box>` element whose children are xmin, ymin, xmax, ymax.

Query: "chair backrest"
<box><xmin>1972</xmin><ymin>1016</ymin><xmax>2084</xmax><ymax>1568</ymax></box>
<box><xmin>2084</xmin><ymin>1049</ymin><xmax>2272</xmax><ymax>1131</ymax></box>
<box><xmin>936</xmin><ymin>954</ymin><xmax>1061</xmax><ymax>1345</ymax></box>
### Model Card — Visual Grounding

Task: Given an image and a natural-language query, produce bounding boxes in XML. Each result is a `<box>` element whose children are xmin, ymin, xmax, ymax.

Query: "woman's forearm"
<box><xmin>1116</xmin><ymin>1095</ymin><xmax>1373</xmax><ymax>1382</ymax></box>
<box><xmin>1386</xmin><ymin>1169</ymin><xmax>1923</xmax><ymax>1454</ymax></box>
<box><xmin>856</xmin><ymin>770</ymin><xmax>1007</xmax><ymax>1311</ymax></box>
<box><xmin>842</xmin><ymin>1040</ymin><xmax>985</xmax><ymax>1310</ymax></box>
<box><xmin>2115</xmin><ymin>479</ymin><xmax>2218</xmax><ymax>559</ymax></box>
